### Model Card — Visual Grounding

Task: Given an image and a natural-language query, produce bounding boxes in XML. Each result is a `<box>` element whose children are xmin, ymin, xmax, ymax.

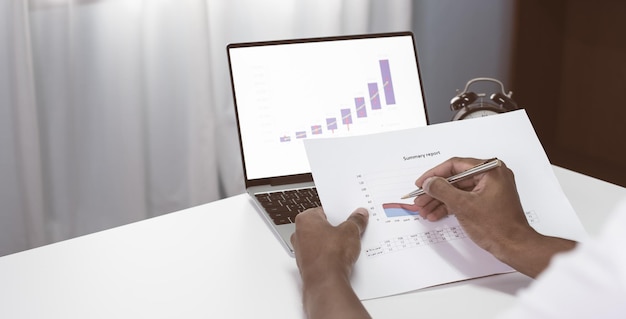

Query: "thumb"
<box><xmin>344</xmin><ymin>207</ymin><xmax>369</xmax><ymax>236</ymax></box>
<box><xmin>423</xmin><ymin>177</ymin><xmax>467</xmax><ymax>210</ymax></box>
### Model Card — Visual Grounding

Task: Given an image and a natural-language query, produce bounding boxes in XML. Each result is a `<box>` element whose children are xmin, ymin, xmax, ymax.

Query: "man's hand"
<box><xmin>410</xmin><ymin>157</ymin><xmax>576</xmax><ymax>278</ymax></box>
<box><xmin>291</xmin><ymin>207</ymin><xmax>371</xmax><ymax>319</ymax></box>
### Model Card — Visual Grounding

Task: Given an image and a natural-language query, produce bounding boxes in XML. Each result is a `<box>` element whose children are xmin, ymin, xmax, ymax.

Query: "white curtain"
<box><xmin>0</xmin><ymin>0</ymin><xmax>412</xmax><ymax>257</ymax></box>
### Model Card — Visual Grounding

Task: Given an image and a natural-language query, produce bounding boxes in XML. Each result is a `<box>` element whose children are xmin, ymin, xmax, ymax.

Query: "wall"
<box><xmin>512</xmin><ymin>0</ymin><xmax>626</xmax><ymax>187</ymax></box>
<box><xmin>412</xmin><ymin>0</ymin><xmax>516</xmax><ymax>124</ymax></box>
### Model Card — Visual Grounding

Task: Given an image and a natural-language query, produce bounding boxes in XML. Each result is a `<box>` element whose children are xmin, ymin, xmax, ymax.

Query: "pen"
<box><xmin>400</xmin><ymin>158</ymin><xmax>502</xmax><ymax>199</ymax></box>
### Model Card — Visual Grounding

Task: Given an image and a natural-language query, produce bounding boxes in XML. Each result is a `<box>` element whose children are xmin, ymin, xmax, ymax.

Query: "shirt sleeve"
<box><xmin>497</xmin><ymin>199</ymin><xmax>626</xmax><ymax>319</ymax></box>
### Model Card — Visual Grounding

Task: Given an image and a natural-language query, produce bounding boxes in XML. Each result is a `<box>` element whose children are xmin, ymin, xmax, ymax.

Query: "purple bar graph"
<box><xmin>379</xmin><ymin>59</ymin><xmax>396</xmax><ymax>105</ymax></box>
<box><xmin>368</xmin><ymin>83</ymin><xmax>382</xmax><ymax>110</ymax></box>
<box><xmin>341</xmin><ymin>108</ymin><xmax>352</xmax><ymax>129</ymax></box>
<box><xmin>311</xmin><ymin>125</ymin><xmax>322</xmax><ymax>135</ymax></box>
<box><xmin>326</xmin><ymin>118</ymin><xmax>338</xmax><ymax>132</ymax></box>
<box><xmin>278</xmin><ymin>59</ymin><xmax>398</xmax><ymax>142</ymax></box>
<box><xmin>355</xmin><ymin>97</ymin><xmax>367</xmax><ymax>118</ymax></box>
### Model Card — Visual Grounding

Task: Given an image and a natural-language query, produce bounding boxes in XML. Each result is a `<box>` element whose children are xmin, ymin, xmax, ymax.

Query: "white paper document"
<box><xmin>303</xmin><ymin>110</ymin><xmax>587</xmax><ymax>300</ymax></box>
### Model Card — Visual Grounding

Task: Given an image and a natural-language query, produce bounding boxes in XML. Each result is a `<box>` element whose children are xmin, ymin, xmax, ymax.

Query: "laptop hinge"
<box><xmin>269</xmin><ymin>174</ymin><xmax>312</xmax><ymax>186</ymax></box>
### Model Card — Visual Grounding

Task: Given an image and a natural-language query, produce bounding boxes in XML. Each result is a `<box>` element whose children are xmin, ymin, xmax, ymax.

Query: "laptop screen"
<box><xmin>228</xmin><ymin>32</ymin><xmax>428</xmax><ymax>184</ymax></box>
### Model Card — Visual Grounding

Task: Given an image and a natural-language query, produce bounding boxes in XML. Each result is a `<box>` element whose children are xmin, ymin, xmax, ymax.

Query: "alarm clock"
<box><xmin>450</xmin><ymin>77</ymin><xmax>518</xmax><ymax>121</ymax></box>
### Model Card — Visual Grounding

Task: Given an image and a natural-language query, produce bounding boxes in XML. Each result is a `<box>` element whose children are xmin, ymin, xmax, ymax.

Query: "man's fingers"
<box><xmin>291</xmin><ymin>208</ymin><xmax>327</xmax><ymax>247</ymax></box>
<box><xmin>414</xmin><ymin>157</ymin><xmax>484</xmax><ymax>187</ymax></box>
<box><xmin>294</xmin><ymin>207</ymin><xmax>327</xmax><ymax>225</ymax></box>
<box><xmin>423</xmin><ymin>176</ymin><xmax>466</xmax><ymax>209</ymax></box>
<box><xmin>344</xmin><ymin>207</ymin><xmax>369</xmax><ymax>235</ymax></box>
<box><xmin>292</xmin><ymin>207</ymin><xmax>368</xmax><ymax>252</ymax></box>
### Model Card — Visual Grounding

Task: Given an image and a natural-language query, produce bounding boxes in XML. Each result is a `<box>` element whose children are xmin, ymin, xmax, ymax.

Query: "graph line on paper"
<box><xmin>382</xmin><ymin>203</ymin><xmax>420</xmax><ymax>218</ymax></box>
<box><xmin>354</xmin><ymin>163</ymin><xmax>542</xmax><ymax>228</ymax></box>
<box><xmin>355</xmin><ymin>164</ymin><xmax>431</xmax><ymax>223</ymax></box>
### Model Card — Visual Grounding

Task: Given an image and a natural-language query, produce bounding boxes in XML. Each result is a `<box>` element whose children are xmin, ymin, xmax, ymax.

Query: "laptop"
<box><xmin>227</xmin><ymin>32</ymin><xmax>429</xmax><ymax>256</ymax></box>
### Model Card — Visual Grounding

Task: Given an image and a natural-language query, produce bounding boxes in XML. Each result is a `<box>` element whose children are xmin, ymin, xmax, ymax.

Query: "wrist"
<box><xmin>300</xmin><ymin>258</ymin><xmax>352</xmax><ymax>291</ymax></box>
<box><xmin>301</xmin><ymin>267</ymin><xmax>370</xmax><ymax>319</ymax></box>
<box><xmin>489</xmin><ymin>225</ymin><xmax>540</xmax><ymax>261</ymax></box>
<box><xmin>492</xmin><ymin>228</ymin><xmax>576</xmax><ymax>278</ymax></box>
<box><xmin>302</xmin><ymin>269</ymin><xmax>351</xmax><ymax>298</ymax></box>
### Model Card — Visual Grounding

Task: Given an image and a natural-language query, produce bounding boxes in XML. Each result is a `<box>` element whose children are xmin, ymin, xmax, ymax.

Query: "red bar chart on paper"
<box><xmin>354</xmin><ymin>165</ymin><xmax>428</xmax><ymax>222</ymax></box>
<box><xmin>382</xmin><ymin>203</ymin><xmax>419</xmax><ymax>218</ymax></box>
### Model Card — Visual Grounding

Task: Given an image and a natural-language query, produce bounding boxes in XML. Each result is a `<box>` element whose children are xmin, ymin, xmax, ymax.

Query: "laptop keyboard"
<box><xmin>255</xmin><ymin>187</ymin><xmax>321</xmax><ymax>225</ymax></box>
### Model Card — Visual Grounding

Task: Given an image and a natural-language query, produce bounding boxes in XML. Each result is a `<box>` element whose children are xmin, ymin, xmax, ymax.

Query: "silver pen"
<box><xmin>400</xmin><ymin>158</ymin><xmax>502</xmax><ymax>199</ymax></box>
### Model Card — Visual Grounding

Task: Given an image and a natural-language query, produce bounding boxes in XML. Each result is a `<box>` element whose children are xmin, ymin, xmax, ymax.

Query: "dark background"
<box><xmin>511</xmin><ymin>0</ymin><xmax>626</xmax><ymax>187</ymax></box>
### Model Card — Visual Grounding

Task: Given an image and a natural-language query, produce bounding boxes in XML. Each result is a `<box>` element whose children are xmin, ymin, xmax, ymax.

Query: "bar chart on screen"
<box><xmin>277</xmin><ymin>58</ymin><xmax>404</xmax><ymax>142</ymax></box>
<box><xmin>232</xmin><ymin>35</ymin><xmax>427</xmax><ymax>179</ymax></box>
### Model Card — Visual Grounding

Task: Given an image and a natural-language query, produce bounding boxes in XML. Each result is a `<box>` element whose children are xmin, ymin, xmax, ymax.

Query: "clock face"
<box><xmin>462</xmin><ymin>109</ymin><xmax>501</xmax><ymax>119</ymax></box>
<box><xmin>452</xmin><ymin>104</ymin><xmax>505</xmax><ymax>121</ymax></box>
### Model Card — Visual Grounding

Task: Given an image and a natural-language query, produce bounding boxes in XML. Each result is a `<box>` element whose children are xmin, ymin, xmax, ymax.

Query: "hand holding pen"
<box><xmin>394</xmin><ymin>157</ymin><xmax>513</xmax><ymax>223</ymax></box>
<box><xmin>404</xmin><ymin>157</ymin><xmax>567</xmax><ymax>278</ymax></box>
<box><xmin>405</xmin><ymin>157</ymin><xmax>525</xmax><ymax>223</ymax></box>
<box><xmin>401</xmin><ymin>158</ymin><xmax>502</xmax><ymax>199</ymax></box>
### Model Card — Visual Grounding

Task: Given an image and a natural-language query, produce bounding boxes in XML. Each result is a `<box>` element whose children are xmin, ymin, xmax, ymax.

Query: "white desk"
<box><xmin>0</xmin><ymin>166</ymin><xmax>624</xmax><ymax>318</ymax></box>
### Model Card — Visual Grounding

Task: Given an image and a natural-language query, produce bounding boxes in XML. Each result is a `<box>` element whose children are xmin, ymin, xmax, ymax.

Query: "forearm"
<box><xmin>302</xmin><ymin>272</ymin><xmax>371</xmax><ymax>319</ymax></box>
<box><xmin>494</xmin><ymin>231</ymin><xmax>577</xmax><ymax>278</ymax></box>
